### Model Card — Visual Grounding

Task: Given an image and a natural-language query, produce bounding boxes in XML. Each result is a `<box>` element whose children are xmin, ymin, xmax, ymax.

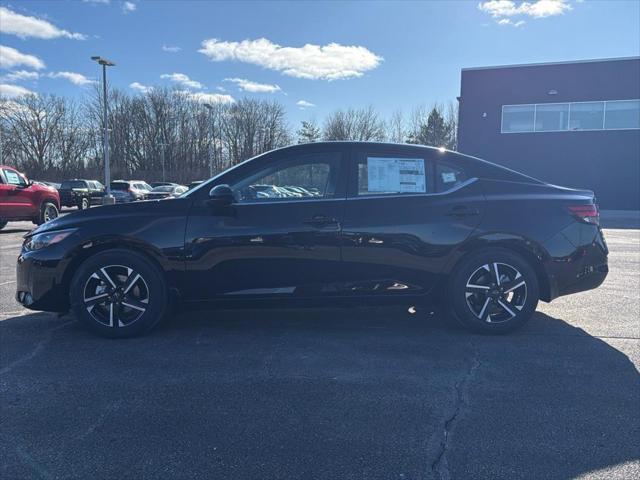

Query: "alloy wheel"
<box><xmin>83</xmin><ymin>264</ymin><xmax>150</xmax><ymax>328</ymax></box>
<box><xmin>464</xmin><ymin>262</ymin><xmax>527</xmax><ymax>323</ymax></box>
<box><xmin>43</xmin><ymin>204</ymin><xmax>58</xmax><ymax>222</ymax></box>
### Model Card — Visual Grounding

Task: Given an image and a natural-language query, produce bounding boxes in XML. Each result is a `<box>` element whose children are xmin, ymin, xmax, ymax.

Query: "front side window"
<box><xmin>232</xmin><ymin>153</ymin><xmax>341</xmax><ymax>203</ymax></box>
<box><xmin>569</xmin><ymin>102</ymin><xmax>604</xmax><ymax>130</ymax></box>
<box><xmin>502</xmin><ymin>105</ymin><xmax>535</xmax><ymax>133</ymax></box>
<box><xmin>357</xmin><ymin>155</ymin><xmax>428</xmax><ymax>196</ymax></box>
<box><xmin>605</xmin><ymin>100</ymin><xmax>640</xmax><ymax>129</ymax></box>
<box><xmin>3</xmin><ymin>169</ymin><xmax>27</xmax><ymax>186</ymax></box>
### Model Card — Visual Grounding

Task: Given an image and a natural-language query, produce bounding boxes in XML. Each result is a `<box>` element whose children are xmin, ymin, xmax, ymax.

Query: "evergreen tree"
<box><xmin>297</xmin><ymin>119</ymin><xmax>321</xmax><ymax>144</ymax></box>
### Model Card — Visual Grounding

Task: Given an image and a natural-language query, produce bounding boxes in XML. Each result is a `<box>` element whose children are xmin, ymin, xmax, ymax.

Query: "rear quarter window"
<box><xmin>435</xmin><ymin>162</ymin><xmax>467</xmax><ymax>193</ymax></box>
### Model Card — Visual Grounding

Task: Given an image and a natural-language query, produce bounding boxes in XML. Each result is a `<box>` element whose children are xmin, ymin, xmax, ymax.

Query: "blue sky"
<box><xmin>1</xmin><ymin>0</ymin><xmax>639</xmax><ymax>125</ymax></box>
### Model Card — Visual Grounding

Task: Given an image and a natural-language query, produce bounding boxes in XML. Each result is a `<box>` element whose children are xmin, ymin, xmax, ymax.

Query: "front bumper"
<box><xmin>16</xmin><ymin>247</ymin><xmax>71</xmax><ymax>312</ymax></box>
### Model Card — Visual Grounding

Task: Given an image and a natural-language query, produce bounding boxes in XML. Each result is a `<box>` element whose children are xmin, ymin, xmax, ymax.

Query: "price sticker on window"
<box><xmin>367</xmin><ymin>157</ymin><xmax>426</xmax><ymax>193</ymax></box>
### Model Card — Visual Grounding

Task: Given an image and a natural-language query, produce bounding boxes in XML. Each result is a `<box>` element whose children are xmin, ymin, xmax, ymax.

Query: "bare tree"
<box><xmin>322</xmin><ymin>106</ymin><xmax>386</xmax><ymax>141</ymax></box>
<box><xmin>387</xmin><ymin>109</ymin><xmax>406</xmax><ymax>143</ymax></box>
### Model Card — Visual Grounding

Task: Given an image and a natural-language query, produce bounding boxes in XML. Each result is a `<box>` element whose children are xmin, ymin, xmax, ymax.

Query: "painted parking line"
<box><xmin>0</xmin><ymin>280</ymin><xmax>16</xmax><ymax>286</ymax></box>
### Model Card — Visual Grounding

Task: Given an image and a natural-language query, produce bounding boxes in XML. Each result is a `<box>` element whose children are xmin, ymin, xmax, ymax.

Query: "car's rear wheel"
<box><xmin>70</xmin><ymin>249</ymin><xmax>168</xmax><ymax>338</ymax></box>
<box><xmin>36</xmin><ymin>201</ymin><xmax>59</xmax><ymax>225</ymax></box>
<box><xmin>448</xmin><ymin>248</ymin><xmax>539</xmax><ymax>334</ymax></box>
<box><xmin>79</xmin><ymin>197</ymin><xmax>90</xmax><ymax>210</ymax></box>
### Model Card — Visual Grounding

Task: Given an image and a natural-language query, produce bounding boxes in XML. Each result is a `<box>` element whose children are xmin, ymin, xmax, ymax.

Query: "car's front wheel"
<box><xmin>79</xmin><ymin>197</ymin><xmax>90</xmax><ymax>210</ymax></box>
<box><xmin>70</xmin><ymin>249</ymin><xmax>168</xmax><ymax>338</ymax></box>
<box><xmin>448</xmin><ymin>248</ymin><xmax>539</xmax><ymax>334</ymax></box>
<box><xmin>36</xmin><ymin>201</ymin><xmax>59</xmax><ymax>225</ymax></box>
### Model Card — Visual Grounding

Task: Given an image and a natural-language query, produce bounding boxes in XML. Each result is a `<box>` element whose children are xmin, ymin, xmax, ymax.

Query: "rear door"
<box><xmin>183</xmin><ymin>148</ymin><xmax>347</xmax><ymax>300</ymax></box>
<box><xmin>340</xmin><ymin>147</ymin><xmax>485</xmax><ymax>296</ymax></box>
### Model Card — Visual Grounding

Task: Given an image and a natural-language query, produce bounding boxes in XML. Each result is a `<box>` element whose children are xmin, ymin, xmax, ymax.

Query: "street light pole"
<box><xmin>91</xmin><ymin>56</ymin><xmax>116</xmax><ymax>205</ymax></box>
<box><xmin>158</xmin><ymin>142</ymin><xmax>168</xmax><ymax>182</ymax></box>
<box><xmin>203</xmin><ymin>103</ymin><xmax>214</xmax><ymax>178</ymax></box>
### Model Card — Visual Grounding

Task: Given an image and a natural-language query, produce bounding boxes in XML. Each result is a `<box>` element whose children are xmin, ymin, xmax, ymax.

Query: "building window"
<box><xmin>605</xmin><ymin>100</ymin><xmax>640</xmax><ymax>130</ymax></box>
<box><xmin>569</xmin><ymin>102</ymin><xmax>604</xmax><ymax>131</ymax></box>
<box><xmin>502</xmin><ymin>99</ymin><xmax>640</xmax><ymax>133</ymax></box>
<box><xmin>501</xmin><ymin>105</ymin><xmax>535</xmax><ymax>133</ymax></box>
<box><xmin>535</xmin><ymin>103</ymin><xmax>569</xmax><ymax>132</ymax></box>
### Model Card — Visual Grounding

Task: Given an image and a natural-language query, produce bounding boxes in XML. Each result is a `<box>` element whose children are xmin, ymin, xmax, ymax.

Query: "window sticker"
<box><xmin>4</xmin><ymin>171</ymin><xmax>21</xmax><ymax>185</ymax></box>
<box><xmin>441</xmin><ymin>172</ymin><xmax>457</xmax><ymax>183</ymax></box>
<box><xmin>367</xmin><ymin>157</ymin><xmax>426</xmax><ymax>193</ymax></box>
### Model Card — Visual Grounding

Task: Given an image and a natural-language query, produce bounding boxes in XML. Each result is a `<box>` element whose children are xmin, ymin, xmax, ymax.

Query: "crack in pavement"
<box><xmin>0</xmin><ymin>318</ymin><xmax>75</xmax><ymax>376</ymax></box>
<box><xmin>430</xmin><ymin>342</ymin><xmax>482</xmax><ymax>480</ymax></box>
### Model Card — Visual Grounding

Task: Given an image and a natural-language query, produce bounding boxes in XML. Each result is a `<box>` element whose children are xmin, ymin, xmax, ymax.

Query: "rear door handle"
<box><xmin>445</xmin><ymin>205</ymin><xmax>480</xmax><ymax>218</ymax></box>
<box><xmin>302</xmin><ymin>214</ymin><xmax>339</xmax><ymax>227</ymax></box>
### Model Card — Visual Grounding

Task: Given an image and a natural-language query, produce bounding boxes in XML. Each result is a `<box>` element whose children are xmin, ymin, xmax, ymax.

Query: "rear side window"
<box><xmin>356</xmin><ymin>155</ymin><xmax>429</xmax><ymax>196</ymax></box>
<box><xmin>435</xmin><ymin>162</ymin><xmax>467</xmax><ymax>193</ymax></box>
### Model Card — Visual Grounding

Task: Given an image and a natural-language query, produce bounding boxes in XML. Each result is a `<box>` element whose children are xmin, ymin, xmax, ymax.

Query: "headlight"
<box><xmin>23</xmin><ymin>229</ymin><xmax>76</xmax><ymax>252</ymax></box>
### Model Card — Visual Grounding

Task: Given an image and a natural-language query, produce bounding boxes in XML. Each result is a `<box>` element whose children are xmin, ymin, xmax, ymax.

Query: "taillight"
<box><xmin>567</xmin><ymin>204</ymin><xmax>599</xmax><ymax>225</ymax></box>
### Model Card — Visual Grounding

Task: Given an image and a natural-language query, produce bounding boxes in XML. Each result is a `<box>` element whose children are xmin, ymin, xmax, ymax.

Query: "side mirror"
<box><xmin>208</xmin><ymin>184</ymin><xmax>234</xmax><ymax>206</ymax></box>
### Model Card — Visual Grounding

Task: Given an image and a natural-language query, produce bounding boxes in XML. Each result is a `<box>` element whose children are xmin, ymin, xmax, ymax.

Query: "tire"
<box><xmin>37</xmin><ymin>201</ymin><xmax>59</xmax><ymax>225</ymax></box>
<box><xmin>79</xmin><ymin>197</ymin><xmax>90</xmax><ymax>210</ymax></box>
<box><xmin>0</xmin><ymin>219</ymin><xmax>7</xmax><ymax>230</ymax></box>
<box><xmin>70</xmin><ymin>249</ymin><xmax>168</xmax><ymax>338</ymax></box>
<box><xmin>448</xmin><ymin>248</ymin><xmax>539</xmax><ymax>334</ymax></box>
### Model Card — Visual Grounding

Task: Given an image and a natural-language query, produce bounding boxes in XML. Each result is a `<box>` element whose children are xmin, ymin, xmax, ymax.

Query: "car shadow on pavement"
<box><xmin>0</xmin><ymin>308</ymin><xmax>638</xmax><ymax>480</ymax></box>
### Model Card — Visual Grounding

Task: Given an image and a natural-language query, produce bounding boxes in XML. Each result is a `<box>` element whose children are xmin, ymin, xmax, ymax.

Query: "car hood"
<box><xmin>29</xmin><ymin>198</ymin><xmax>192</xmax><ymax>236</ymax></box>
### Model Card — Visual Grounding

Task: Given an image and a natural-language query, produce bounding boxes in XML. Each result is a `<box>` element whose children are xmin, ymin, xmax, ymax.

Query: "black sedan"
<box><xmin>16</xmin><ymin>142</ymin><xmax>608</xmax><ymax>338</ymax></box>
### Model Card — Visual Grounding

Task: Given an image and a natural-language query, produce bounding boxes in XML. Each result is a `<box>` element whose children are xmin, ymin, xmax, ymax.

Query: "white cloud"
<box><xmin>215</xmin><ymin>86</ymin><xmax>226</xmax><ymax>92</ymax></box>
<box><xmin>160</xmin><ymin>72</ymin><xmax>204</xmax><ymax>90</ymax></box>
<box><xmin>296</xmin><ymin>100</ymin><xmax>315</xmax><ymax>109</ymax></box>
<box><xmin>0</xmin><ymin>83</ymin><xmax>35</xmax><ymax>98</ymax></box>
<box><xmin>48</xmin><ymin>71</ymin><xmax>96</xmax><ymax>86</ymax></box>
<box><xmin>478</xmin><ymin>0</ymin><xmax>572</xmax><ymax>24</ymax></box>
<box><xmin>162</xmin><ymin>45</ymin><xmax>182</xmax><ymax>53</ymax></box>
<box><xmin>0</xmin><ymin>45</ymin><xmax>46</xmax><ymax>70</ymax></box>
<box><xmin>199</xmin><ymin>38</ymin><xmax>382</xmax><ymax>81</ymax></box>
<box><xmin>182</xmin><ymin>91</ymin><xmax>235</xmax><ymax>105</ymax></box>
<box><xmin>498</xmin><ymin>18</ymin><xmax>526</xmax><ymax>26</ymax></box>
<box><xmin>224</xmin><ymin>77</ymin><xmax>281</xmax><ymax>93</ymax></box>
<box><xmin>0</xmin><ymin>6</ymin><xmax>86</xmax><ymax>40</ymax></box>
<box><xmin>0</xmin><ymin>70</ymin><xmax>40</xmax><ymax>82</ymax></box>
<box><xmin>122</xmin><ymin>2</ymin><xmax>137</xmax><ymax>13</ymax></box>
<box><xmin>130</xmin><ymin>82</ymin><xmax>152</xmax><ymax>93</ymax></box>
<box><xmin>82</xmin><ymin>0</ymin><xmax>111</xmax><ymax>4</ymax></box>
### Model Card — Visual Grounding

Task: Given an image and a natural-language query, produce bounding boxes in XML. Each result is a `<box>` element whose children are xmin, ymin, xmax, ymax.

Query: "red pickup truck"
<box><xmin>0</xmin><ymin>166</ymin><xmax>60</xmax><ymax>230</ymax></box>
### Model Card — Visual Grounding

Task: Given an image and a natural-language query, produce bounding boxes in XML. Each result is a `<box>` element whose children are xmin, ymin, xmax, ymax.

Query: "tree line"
<box><xmin>0</xmin><ymin>87</ymin><xmax>457</xmax><ymax>183</ymax></box>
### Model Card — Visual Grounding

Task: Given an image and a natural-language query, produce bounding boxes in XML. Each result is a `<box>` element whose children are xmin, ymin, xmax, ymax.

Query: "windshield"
<box><xmin>110</xmin><ymin>182</ymin><xmax>129</xmax><ymax>191</ymax></box>
<box><xmin>61</xmin><ymin>180</ymin><xmax>86</xmax><ymax>189</ymax></box>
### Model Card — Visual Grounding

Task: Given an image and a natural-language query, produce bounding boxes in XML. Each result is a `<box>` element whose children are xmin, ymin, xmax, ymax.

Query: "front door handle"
<box><xmin>445</xmin><ymin>205</ymin><xmax>480</xmax><ymax>218</ymax></box>
<box><xmin>302</xmin><ymin>214</ymin><xmax>339</xmax><ymax>227</ymax></box>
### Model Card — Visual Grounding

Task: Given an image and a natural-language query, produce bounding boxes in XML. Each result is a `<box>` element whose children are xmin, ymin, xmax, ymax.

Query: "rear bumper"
<box><xmin>542</xmin><ymin>223</ymin><xmax>608</xmax><ymax>301</ymax></box>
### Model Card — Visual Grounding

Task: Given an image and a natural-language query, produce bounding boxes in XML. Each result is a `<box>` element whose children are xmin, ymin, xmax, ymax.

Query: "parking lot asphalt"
<box><xmin>1</xmin><ymin>218</ymin><xmax>638</xmax><ymax>480</ymax></box>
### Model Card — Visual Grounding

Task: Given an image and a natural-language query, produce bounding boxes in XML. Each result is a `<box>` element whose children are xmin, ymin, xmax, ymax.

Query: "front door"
<box><xmin>0</xmin><ymin>168</ymin><xmax>34</xmax><ymax>219</ymax></box>
<box><xmin>340</xmin><ymin>148</ymin><xmax>485</xmax><ymax>296</ymax></box>
<box><xmin>183</xmin><ymin>149</ymin><xmax>347</xmax><ymax>301</ymax></box>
